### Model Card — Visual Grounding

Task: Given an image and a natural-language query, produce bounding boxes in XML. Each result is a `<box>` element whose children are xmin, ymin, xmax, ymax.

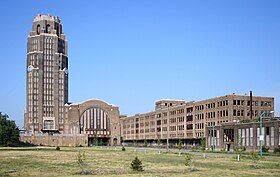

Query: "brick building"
<box><xmin>21</xmin><ymin>14</ymin><xmax>121</xmax><ymax>146</ymax></box>
<box><xmin>21</xmin><ymin>14</ymin><xmax>276</xmax><ymax>147</ymax></box>
<box><xmin>120</xmin><ymin>94</ymin><xmax>274</xmax><ymax>146</ymax></box>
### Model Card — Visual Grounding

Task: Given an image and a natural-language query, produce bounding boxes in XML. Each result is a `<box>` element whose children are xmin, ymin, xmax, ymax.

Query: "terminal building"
<box><xmin>21</xmin><ymin>14</ymin><xmax>121</xmax><ymax>146</ymax></box>
<box><xmin>21</xmin><ymin>15</ymin><xmax>278</xmax><ymax>150</ymax></box>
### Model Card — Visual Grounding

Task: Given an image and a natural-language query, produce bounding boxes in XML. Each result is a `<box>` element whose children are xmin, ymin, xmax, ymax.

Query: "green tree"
<box><xmin>131</xmin><ymin>156</ymin><xmax>144</xmax><ymax>171</ymax></box>
<box><xmin>250</xmin><ymin>151</ymin><xmax>260</xmax><ymax>168</ymax></box>
<box><xmin>76</xmin><ymin>151</ymin><xmax>86</xmax><ymax>174</ymax></box>
<box><xmin>94</xmin><ymin>138</ymin><xmax>99</xmax><ymax>146</ymax></box>
<box><xmin>157</xmin><ymin>138</ymin><xmax>161</xmax><ymax>147</ymax></box>
<box><xmin>178</xmin><ymin>139</ymin><xmax>183</xmax><ymax>150</ymax></box>
<box><xmin>0</xmin><ymin>112</ymin><xmax>19</xmax><ymax>146</ymax></box>
<box><xmin>185</xmin><ymin>153</ymin><xmax>193</xmax><ymax>166</ymax></box>
<box><xmin>201</xmin><ymin>137</ymin><xmax>206</xmax><ymax>150</ymax></box>
<box><xmin>144</xmin><ymin>139</ymin><xmax>148</xmax><ymax>147</ymax></box>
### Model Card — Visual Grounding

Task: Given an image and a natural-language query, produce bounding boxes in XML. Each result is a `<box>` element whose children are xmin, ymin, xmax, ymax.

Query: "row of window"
<box><xmin>233</xmin><ymin>100</ymin><xmax>272</xmax><ymax>107</ymax></box>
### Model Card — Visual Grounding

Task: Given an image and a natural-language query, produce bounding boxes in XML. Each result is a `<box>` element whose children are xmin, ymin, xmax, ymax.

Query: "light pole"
<box><xmin>167</xmin><ymin>105</ymin><xmax>170</xmax><ymax>151</ymax></box>
<box><xmin>259</xmin><ymin>111</ymin><xmax>274</xmax><ymax>158</ymax></box>
<box><xmin>212</xmin><ymin>126</ymin><xmax>214</xmax><ymax>152</ymax></box>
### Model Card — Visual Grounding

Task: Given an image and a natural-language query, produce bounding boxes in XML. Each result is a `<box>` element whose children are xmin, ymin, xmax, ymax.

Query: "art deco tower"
<box><xmin>25</xmin><ymin>14</ymin><xmax>68</xmax><ymax>133</ymax></box>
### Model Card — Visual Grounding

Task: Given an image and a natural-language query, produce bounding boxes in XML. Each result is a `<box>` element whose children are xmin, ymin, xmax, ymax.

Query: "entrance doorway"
<box><xmin>113</xmin><ymin>138</ymin><xmax>117</xmax><ymax>146</ymax></box>
<box><xmin>226</xmin><ymin>144</ymin><xmax>231</xmax><ymax>151</ymax></box>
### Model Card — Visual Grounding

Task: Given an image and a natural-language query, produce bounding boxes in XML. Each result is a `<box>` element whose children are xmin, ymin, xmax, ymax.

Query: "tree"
<box><xmin>250</xmin><ymin>151</ymin><xmax>260</xmax><ymax>169</ymax></box>
<box><xmin>76</xmin><ymin>151</ymin><xmax>86</xmax><ymax>174</ymax></box>
<box><xmin>157</xmin><ymin>138</ymin><xmax>161</xmax><ymax>147</ymax></box>
<box><xmin>0</xmin><ymin>112</ymin><xmax>19</xmax><ymax>146</ymax></box>
<box><xmin>185</xmin><ymin>153</ymin><xmax>193</xmax><ymax>166</ymax></box>
<box><xmin>131</xmin><ymin>156</ymin><xmax>144</xmax><ymax>171</ymax></box>
<box><xmin>200</xmin><ymin>137</ymin><xmax>206</xmax><ymax>151</ymax></box>
<box><xmin>178</xmin><ymin>139</ymin><xmax>183</xmax><ymax>150</ymax></box>
<box><xmin>144</xmin><ymin>139</ymin><xmax>148</xmax><ymax>147</ymax></box>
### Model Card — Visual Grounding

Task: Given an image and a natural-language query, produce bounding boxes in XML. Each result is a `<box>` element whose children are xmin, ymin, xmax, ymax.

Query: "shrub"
<box><xmin>274</xmin><ymin>147</ymin><xmax>280</xmax><ymax>153</ymax></box>
<box><xmin>76</xmin><ymin>151</ymin><xmax>86</xmax><ymax>174</ymax></box>
<box><xmin>144</xmin><ymin>139</ymin><xmax>148</xmax><ymax>147</ymax></box>
<box><xmin>262</xmin><ymin>145</ymin><xmax>269</xmax><ymax>153</ymax></box>
<box><xmin>157</xmin><ymin>138</ymin><xmax>161</xmax><ymax>147</ymax></box>
<box><xmin>250</xmin><ymin>151</ymin><xmax>260</xmax><ymax>169</ymax></box>
<box><xmin>185</xmin><ymin>153</ymin><xmax>193</xmax><ymax>166</ymax></box>
<box><xmin>122</xmin><ymin>146</ymin><xmax>126</xmax><ymax>151</ymax></box>
<box><xmin>201</xmin><ymin>137</ymin><xmax>206</xmax><ymax>150</ymax></box>
<box><xmin>56</xmin><ymin>146</ymin><xmax>60</xmax><ymax>151</ymax></box>
<box><xmin>178</xmin><ymin>139</ymin><xmax>183</xmax><ymax>150</ymax></box>
<box><xmin>131</xmin><ymin>156</ymin><xmax>143</xmax><ymax>171</ymax></box>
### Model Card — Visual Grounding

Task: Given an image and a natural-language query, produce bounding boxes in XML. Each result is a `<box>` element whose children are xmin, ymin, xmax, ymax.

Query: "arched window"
<box><xmin>46</xmin><ymin>24</ymin><xmax>51</xmax><ymax>33</ymax></box>
<box><xmin>80</xmin><ymin>107</ymin><xmax>110</xmax><ymax>135</ymax></box>
<box><xmin>36</xmin><ymin>24</ymin><xmax>40</xmax><ymax>35</ymax></box>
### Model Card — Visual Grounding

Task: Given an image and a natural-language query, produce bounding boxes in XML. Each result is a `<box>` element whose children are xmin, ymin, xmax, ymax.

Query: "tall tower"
<box><xmin>25</xmin><ymin>14</ymin><xmax>68</xmax><ymax>133</ymax></box>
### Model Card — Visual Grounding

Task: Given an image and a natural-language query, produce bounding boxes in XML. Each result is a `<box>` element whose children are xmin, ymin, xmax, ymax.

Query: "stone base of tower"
<box><xmin>20</xmin><ymin>133</ymin><xmax>88</xmax><ymax>147</ymax></box>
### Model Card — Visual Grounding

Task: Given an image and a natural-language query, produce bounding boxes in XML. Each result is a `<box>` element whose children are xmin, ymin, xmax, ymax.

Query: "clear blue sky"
<box><xmin>0</xmin><ymin>0</ymin><xmax>279</xmax><ymax>128</ymax></box>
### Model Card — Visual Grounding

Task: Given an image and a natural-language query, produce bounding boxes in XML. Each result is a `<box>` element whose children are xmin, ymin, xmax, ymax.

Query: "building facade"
<box><xmin>120</xmin><ymin>94</ymin><xmax>274</xmax><ymax>147</ymax></box>
<box><xmin>21</xmin><ymin>14</ymin><xmax>122</xmax><ymax>146</ymax></box>
<box><xmin>205</xmin><ymin>119</ymin><xmax>280</xmax><ymax>151</ymax></box>
<box><xmin>25</xmin><ymin>14</ymin><xmax>68</xmax><ymax>133</ymax></box>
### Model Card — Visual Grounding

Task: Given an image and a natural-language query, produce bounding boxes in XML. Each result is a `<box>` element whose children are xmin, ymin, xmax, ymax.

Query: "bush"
<box><xmin>178</xmin><ymin>139</ymin><xmax>183</xmax><ymax>150</ymax></box>
<box><xmin>262</xmin><ymin>146</ymin><xmax>269</xmax><ymax>153</ymax></box>
<box><xmin>76</xmin><ymin>151</ymin><xmax>86</xmax><ymax>174</ymax></box>
<box><xmin>56</xmin><ymin>146</ymin><xmax>60</xmax><ymax>151</ymax></box>
<box><xmin>131</xmin><ymin>156</ymin><xmax>144</xmax><ymax>171</ymax></box>
<box><xmin>144</xmin><ymin>139</ymin><xmax>148</xmax><ymax>147</ymax></box>
<box><xmin>157</xmin><ymin>138</ymin><xmax>161</xmax><ymax>147</ymax></box>
<box><xmin>122</xmin><ymin>146</ymin><xmax>126</xmax><ymax>151</ymax></box>
<box><xmin>250</xmin><ymin>151</ymin><xmax>260</xmax><ymax>169</ymax></box>
<box><xmin>274</xmin><ymin>148</ymin><xmax>280</xmax><ymax>153</ymax></box>
<box><xmin>201</xmin><ymin>137</ymin><xmax>206</xmax><ymax>150</ymax></box>
<box><xmin>185</xmin><ymin>153</ymin><xmax>193</xmax><ymax>166</ymax></box>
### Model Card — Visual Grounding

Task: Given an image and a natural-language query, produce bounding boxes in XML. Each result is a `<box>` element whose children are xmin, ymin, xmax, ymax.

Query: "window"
<box><xmin>266</xmin><ymin>127</ymin><xmax>270</xmax><ymax>136</ymax></box>
<box><xmin>46</xmin><ymin>24</ymin><xmax>51</xmax><ymax>33</ymax></box>
<box><xmin>157</xmin><ymin>120</ymin><xmax>161</xmax><ymax>126</ymax></box>
<box><xmin>37</xmin><ymin>24</ymin><xmax>40</xmax><ymax>34</ymax></box>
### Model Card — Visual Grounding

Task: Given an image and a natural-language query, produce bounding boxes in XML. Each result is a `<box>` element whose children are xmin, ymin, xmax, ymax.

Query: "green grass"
<box><xmin>0</xmin><ymin>146</ymin><xmax>279</xmax><ymax>176</ymax></box>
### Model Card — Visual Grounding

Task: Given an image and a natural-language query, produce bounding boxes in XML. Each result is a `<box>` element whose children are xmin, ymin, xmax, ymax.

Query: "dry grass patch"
<box><xmin>0</xmin><ymin>147</ymin><xmax>279</xmax><ymax>177</ymax></box>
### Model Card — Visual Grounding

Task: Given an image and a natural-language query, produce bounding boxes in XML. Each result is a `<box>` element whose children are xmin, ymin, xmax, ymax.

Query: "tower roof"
<box><xmin>33</xmin><ymin>14</ymin><xmax>61</xmax><ymax>23</ymax></box>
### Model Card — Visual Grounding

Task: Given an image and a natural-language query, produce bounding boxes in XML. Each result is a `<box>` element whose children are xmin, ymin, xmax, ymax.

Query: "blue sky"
<box><xmin>0</xmin><ymin>0</ymin><xmax>279</xmax><ymax>128</ymax></box>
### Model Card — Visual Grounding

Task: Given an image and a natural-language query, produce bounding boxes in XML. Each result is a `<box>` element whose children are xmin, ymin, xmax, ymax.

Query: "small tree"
<box><xmin>131</xmin><ymin>156</ymin><xmax>144</xmax><ymax>171</ymax></box>
<box><xmin>178</xmin><ymin>139</ymin><xmax>183</xmax><ymax>150</ymax></box>
<box><xmin>250</xmin><ymin>151</ymin><xmax>260</xmax><ymax>169</ymax></box>
<box><xmin>56</xmin><ymin>146</ymin><xmax>60</xmax><ymax>151</ymax></box>
<box><xmin>185</xmin><ymin>153</ymin><xmax>193</xmax><ymax>166</ymax></box>
<box><xmin>122</xmin><ymin>145</ymin><xmax>126</xmax><ymax>151</ymax></box>
<box><xmin>201</xmin><ymin>137</ymin><xmax>206</xmax><ymax>151</ymax></box>
<box><xmin>144</xmin><ymin>139</ymin><xmax>148</xmax><ymax>147</ymax></box>
<box><xmin>76</xmin><ymin>151</ymin><xmax>86</xmax><ymax>174</ymax></box>
<box><xmin>94</xmin><ymin>138</ymin><xmax>99</xmax><ymax>146</ymax></box>
<box><xmin>185</xmin><ymin>153</ymin><xmax>197</xmax><ymax>171</ymax></box>
<box><xmin>262</xmin><ymin>145</ymin><xmax>269</xmax><ymax>153</ymax></box>
<box><xmin>157</xmin><ymin>138</ymin><xmax>161</xmax><ymax>147</ymax></box>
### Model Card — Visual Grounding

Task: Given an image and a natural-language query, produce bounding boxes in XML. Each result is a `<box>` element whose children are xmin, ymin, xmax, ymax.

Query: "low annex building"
<box><xmin>206</xmin><ymin>119</ymin><xmax>280</xmax><ymax>151</ymax></box>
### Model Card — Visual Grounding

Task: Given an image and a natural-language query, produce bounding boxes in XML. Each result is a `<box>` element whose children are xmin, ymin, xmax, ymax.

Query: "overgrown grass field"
<box><xmin>0</xmin><ymin>146</ymin><xmax>279</xmax><ymax>176</ymax></box>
